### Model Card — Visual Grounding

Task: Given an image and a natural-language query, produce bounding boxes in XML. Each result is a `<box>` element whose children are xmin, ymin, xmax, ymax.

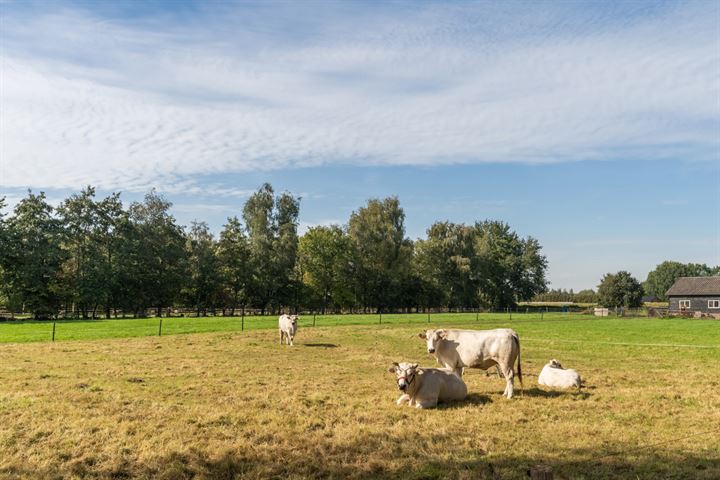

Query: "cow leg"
<box><xmin>279</xmin><ymin>331</ymin><xmax>284</xmax><ymax>345</ymax></box>
<box><xmin>500</xmin><ymin>365</ymin><xmax>515</xmax><ymax>399</ymax></box>
<box><xmin>396</xmin><ymin>394</ymin><xmax>410</xmax><ymax>406</ymax></box>
<box><xmin>415</xmin><ymin>399</ymin><xmax>437</xmax><ymax>409</ymax></box>
<box><xmin>289</xmin><ymin>335</ymin><xmax>294</xmax><ymax>346</ymax></box>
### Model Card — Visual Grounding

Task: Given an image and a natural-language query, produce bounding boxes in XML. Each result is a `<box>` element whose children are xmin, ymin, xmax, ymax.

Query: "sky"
<box><xmin>0</xmin><ymin>0</ymin><xmax>718</xmax><ymax>290</ymax></box>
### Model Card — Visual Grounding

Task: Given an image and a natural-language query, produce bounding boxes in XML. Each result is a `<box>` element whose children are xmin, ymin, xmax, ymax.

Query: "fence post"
<box><xmin>241</xmin><ymin>312</ymin><xmax>245</xmax><ymax>332</ymax></box>
<box><xmin>52</xmin><ymin>322</ymin><xmax>56</xmax><ymax>342</ymax></box>
<box><xmin>509</xmin><ymin>308</ymin><xmax>512</xmax><ymax>321</ymax></box>
<box><xmin>313</xmin><ymin>313</ymin><xmax>316</xmax><ymax>327</ymax></box>
<box><xmin>158</xmin><ymin>318</ymin><xmax>163</xmax><ymax>336</ymax></box>
<box><xmin>476</xmin><ymin>310</ymin><xmax>479</xmax><ymax>322</ymax></box>
<box><xmin>427</xmin><ymin>312</ymin><xmax>430</xmax><ymax>323</ymax></box>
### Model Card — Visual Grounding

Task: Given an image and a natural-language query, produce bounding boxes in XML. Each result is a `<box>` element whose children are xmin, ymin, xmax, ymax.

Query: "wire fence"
<box><xmin>0</xmin><ymin>309</ymin><xmax>705</xmax><ymax>344</ymax></box>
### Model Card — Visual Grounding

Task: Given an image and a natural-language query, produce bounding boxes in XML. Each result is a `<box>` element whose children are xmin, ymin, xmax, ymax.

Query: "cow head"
<box><xmin>418</xmin><ymin>329</ymin><xmax>447</xmax><ymax>354</ymax></box>
<box><xmin>549</xmin><ymin>359</ymin><xmax>563</xmax><ymax>369</ymax></box>
<box><xmin>290</xmin><ymin>315</ymin><xmax>298</xmax><ymax>326</ymax></box>
<box><xmin>388</xmin><ymin>362</ymin><xmax>419</xmax><ymax>391</ymax></box>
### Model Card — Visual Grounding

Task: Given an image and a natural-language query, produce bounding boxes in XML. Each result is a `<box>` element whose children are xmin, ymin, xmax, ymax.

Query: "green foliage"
<box><xmin>243</xmin><ymin>184</ymin><xmax>300</xmax><ymax>312</ymax></box>
<box><xmin>298</xmin><ymin>225</ymin><xmax>352</xmax><ymax>313</ymax></box>
<box><xmin>184</xmin><ymin>221</ymin><xmax>222</xmax><ymax>315</ymax></box>
<box><xmin>217</xmin><ymin>216</ymin><xmax>251</xmax><ymax>314</ymax></box>
<box><xmin>598</xmin><ymin>271</ymin><xmax>643</xmax><ymax>308</ymax></box>
<box><xmin>347</xmin><ymin>197</ymin><xmax>414</xmax><ymax>312</ymax></box>
<box><xmin>643</xmin><ymin>261</ymin><xmax>717</xmax><ymax>301</ymax></box>
<box><xmin>2</xmin><ymin>192</ymin><xmax>66</xmax><ymax>318</ymax></box>
<box><xmin>1</xmin><ymin>185</ymin><xmax>552</xmax><ymax>316</ymax></box>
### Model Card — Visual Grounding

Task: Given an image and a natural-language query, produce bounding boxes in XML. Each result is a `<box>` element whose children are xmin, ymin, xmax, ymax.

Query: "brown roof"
<box><xmin>666</xmin><ymin>276</ymin><xmax>720</xmax><ymax>296</ymax></box>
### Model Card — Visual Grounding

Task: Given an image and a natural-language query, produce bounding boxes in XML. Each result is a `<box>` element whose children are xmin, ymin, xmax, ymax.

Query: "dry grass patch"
<box><xmin>0</xmin><ymin>320</ymin><xmax>718</xmax><ymax>479</ymax></box>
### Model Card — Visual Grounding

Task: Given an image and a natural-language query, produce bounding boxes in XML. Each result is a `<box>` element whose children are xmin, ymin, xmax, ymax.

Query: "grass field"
<box><xmin>0</xmin><ymin>315</ymin><xmax>719</xmax><ymax>479</ymax></box>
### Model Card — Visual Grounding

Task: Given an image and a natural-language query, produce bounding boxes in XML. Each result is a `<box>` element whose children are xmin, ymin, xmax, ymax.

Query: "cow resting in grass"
<box><xmin>537</xmin><ymin>359</ymin><xmax>581</xmax><ymax>389</ymax></box>
<box><xmin>419</xmin><ymin>328</ymin><xmax>522</xmax><ymax>399</ymax></box>
<box><xmin>278</xmin><ymin>314</ymin><xmax>298</xmax><ymax>346</ymax></box>
<box><xmin>388</xmin><ymin>362</ymin><xmax>467</xmax><ymax>409</ymax></box>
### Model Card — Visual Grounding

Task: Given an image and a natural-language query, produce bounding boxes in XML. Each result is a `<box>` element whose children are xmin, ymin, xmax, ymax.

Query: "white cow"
<box><xmin>388</xmin><ymin>362</ymin><xmax>467</xmax><ymax>409</ymax></box>
<box><xmin>278</xmin><ymin>314</ymin><xmax>298</xmax><ymax>346</ymax></box>
<box><xmin>419</xmin><ymin>328</ymin><xmax>522</xmax><ymax>399</ymax></box>
<box><xmin>537</xmin><ymin>359</ymin><xmax>581</xmax><ymax>389</ymax></box>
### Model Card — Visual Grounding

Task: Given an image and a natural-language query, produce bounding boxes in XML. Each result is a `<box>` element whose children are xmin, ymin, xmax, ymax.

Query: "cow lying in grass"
<box><xmin>537</xmin><ymin>359</ymin><xmax>582</xmax><ymax>389</ymax></box>
<box><xmin>419</xmin><ymin>328</ymin><xmax>522</xmax><ymax>399</ymax></box>
<box><xmin>278</xmin><ymin>314</ymin><xmax>298</xmax><ymax>346</ymax></box>
<box><xmin>388</xmin><ymin>362</ymin><xmax>467</xmax><ymax>409</ymax></box>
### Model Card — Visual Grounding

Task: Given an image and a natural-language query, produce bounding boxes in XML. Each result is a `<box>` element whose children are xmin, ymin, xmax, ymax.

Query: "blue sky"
<box><xmin>1</xmin><ymin>0</ymin><xmax>718</xmax><ymax>290</ymax></box>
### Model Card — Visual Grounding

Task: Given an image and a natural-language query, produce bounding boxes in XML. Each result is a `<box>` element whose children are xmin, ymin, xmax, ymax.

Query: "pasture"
<box><xmin>0</xmin><ymin>315</ymin><xmax>718</xmax><ymax>479</ymax></box>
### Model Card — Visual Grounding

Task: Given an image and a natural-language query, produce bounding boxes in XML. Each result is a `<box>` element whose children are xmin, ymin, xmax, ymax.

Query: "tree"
<box><xmin>217</xmin><ymin>216</ymin><xmax>251</xmax><ymax>316</ymax></box>
<box><xmin>243</xmin><ymin>183</ymin><xmax>300</xmax><ymax>314</ymax></box>
<box><xmin>125</xmin><ymin>190</ymin><xmax>187</xmax><ymax>317</ymax></box>
<box><xmin>184</xmin><ymin>221</ymin><xmax>222</xmax><ymax>316</ymax></box>
<box><xmin>347</xmin><ymin>197</ymin><xmax>413</xmax><ymax>312</ymax></box>
<box><xmin>643</xmin><ymin>261</ymin><xmax>716</xmax><ymax>301</ymax></box>
<box><xmin>598</xmin><ymin>271</ymin><xmax>643</xmax><ymax>308</ymax></box>
<box><xmin>3</xmin><ymin>192</ymin><xmax>66</xmax><ymax>318</ymax></box>
<box><xmin>472</xmin><ymin>221</ymin><xmax>547</xmax><ymax>309</ymax></box>
<box><xmin>298</xmin><ymin>225</ymin><xmax>352</xmax><ymax>313</ymax></box>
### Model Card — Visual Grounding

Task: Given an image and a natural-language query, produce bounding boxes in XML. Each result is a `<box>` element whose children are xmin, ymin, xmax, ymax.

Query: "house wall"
<box><xmin>668</xmin><ymin>296</ymin><xmax>720</xmax><ymax>313</ymax></box>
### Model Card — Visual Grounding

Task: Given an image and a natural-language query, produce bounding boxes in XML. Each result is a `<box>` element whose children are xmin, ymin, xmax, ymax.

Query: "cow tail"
<box><xmin>514</xmin><ymin>334</ymin><xmax>523</xmax><ymax>389</ymax></box>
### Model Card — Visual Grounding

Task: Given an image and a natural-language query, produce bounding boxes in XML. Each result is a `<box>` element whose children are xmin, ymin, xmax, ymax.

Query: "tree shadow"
<box><xmin>303</xmin><ymin>343</ymin><xmax>338</xmax><ymax>348</ymax></box>
<box><xmin>52</xmin><ymin>434</ymin><xmax>719</xmax><ymax>480</ymax></box>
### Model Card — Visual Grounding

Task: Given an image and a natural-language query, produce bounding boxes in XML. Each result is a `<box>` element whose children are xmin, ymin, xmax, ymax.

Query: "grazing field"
<box><xmin>0</xmin><ymin>317</ymin><xmax>718</xmax><ymax>479</ymax></box>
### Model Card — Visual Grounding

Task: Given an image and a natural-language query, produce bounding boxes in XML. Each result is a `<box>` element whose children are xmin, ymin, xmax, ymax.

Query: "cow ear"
<box><xmin>418</xmin><ymin>332</ymin><xmax>427</xmax><ymax>339</ymax></box>
<box><xmin>437</xmin><ymin>329</ymin><xmax>447</xmax><ymax>339</ymax></box>
<box><xmin>388</xmin><ymin>362</ymin><xmax>399</xmax><ymax>373</ymax></box>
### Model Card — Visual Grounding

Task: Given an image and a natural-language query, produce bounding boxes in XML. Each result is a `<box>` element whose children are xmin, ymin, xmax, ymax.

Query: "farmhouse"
<box><xmin>666</xmin><ymin>276</ymin><xmax>720</xmax><ymax>315</ymax></box>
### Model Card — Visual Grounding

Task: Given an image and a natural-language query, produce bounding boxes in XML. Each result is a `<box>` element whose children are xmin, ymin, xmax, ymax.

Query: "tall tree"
<box><xmin>298</xmin><ymin>225</ymin><xmax>351</xmax><ymax>314</ymax></box>
<box><xmin>184</xmin><ymin>221</ymin><xmax>222</xmax><ymax>316</ymax></box>
<box><xmin>598</xmin><ymin>271</ymin><xmax>643</xmax><ymax>308</ymax></box>
<box><xmin>217</xmin><ymin>216</ymin><xmax>251</xmax><ymax>316</ymax></box>
<box><xmin>347</xmin><ymin>197</ymin><xmax>413</xmax><ymax>312</ymax></box>
<box><xmin>243</xmin><ymin>183</ymin><xmax>300</xmax><ymax>313</ymax></box>
<box><xmin>4</xmin><ymin>192</ymin><xmax>66</xmax><ymax>318</ymax></box>
<box><xmin>125</xmin><ymin>190</ymin><xmax>187</xmax><ymax>317</ymax></box>
<box><xmin>643</xmin><ymin>261</ymin><xmax>716</xmax><ymax>301</ymax></box>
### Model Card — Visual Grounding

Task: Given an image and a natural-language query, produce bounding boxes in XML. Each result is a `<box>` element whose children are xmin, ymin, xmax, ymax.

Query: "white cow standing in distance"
<box><xmin>388</xmin><ymin>362</ymin><xmax>467</xmax><ymax>409</ymax></box>
<box><xmin>419</xmin><ymin>328</ymin><xmax>522</xmax><ymax>399</ymax></box>
<box><xmin>278</xmin><ymin>314</ymin><xmax>298</xmax><ymax>346</ymax></box>
<box><xmin>537</xmin><ymin>359</ymin><xmax>582</xmax><ymax>389</ymax></box>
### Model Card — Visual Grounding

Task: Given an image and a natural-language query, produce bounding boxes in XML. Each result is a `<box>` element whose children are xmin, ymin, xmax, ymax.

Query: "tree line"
<box><xmin>0</xmin><ymin>185</ymin><xmax>549</xmax><ymax>319</ymax></box>
<box><xmin>533</xmin><ymin>262</ymin><xmax>719</xmax><ymax>309</ymax></box>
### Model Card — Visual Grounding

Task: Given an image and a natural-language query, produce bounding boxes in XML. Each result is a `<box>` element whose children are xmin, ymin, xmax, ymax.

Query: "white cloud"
<box><xmin>1</xmin><ymin>2</ymin><xmax>717</xmax><ymax>193</ymax></box>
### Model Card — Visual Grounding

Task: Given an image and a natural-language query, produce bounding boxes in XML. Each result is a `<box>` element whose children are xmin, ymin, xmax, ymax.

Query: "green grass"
<box><xmin>0</xmin><ymin>316</ymin><xmax>718</xmax><ymax>479</ymax></box>
<box><xmin>1</xmin><ymin>311</ymin><xmax>718</xmax><ymax>347</ymax></box>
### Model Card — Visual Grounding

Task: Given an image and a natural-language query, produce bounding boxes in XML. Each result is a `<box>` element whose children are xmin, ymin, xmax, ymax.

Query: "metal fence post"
<box><xmin>313</xmin><ymin>313</ymin><xmax>316</xmax><ymax>327</ymax></box>
<box><xmin>158</xmin><ymin>318</ymin><xmax>163</xmax><ymax>336</ymax></box>
<box><xmin>52</xmin><ymin>322</ymin><xmax>56</xmax><ymax>342</ymax></box>
<box><xmin>427</xmin><ymin>312</ymin><xmax>430</xmax><ymax>323</ymax></box>
<box><xmin>241</xmin><ymin>312</ymin><xmax>245</xmax><ymax>331</ymax></box>
<box><xmin>379</xmin><ymin>312</ymin><xmax>382</xmax><ymax>324</ymax></box>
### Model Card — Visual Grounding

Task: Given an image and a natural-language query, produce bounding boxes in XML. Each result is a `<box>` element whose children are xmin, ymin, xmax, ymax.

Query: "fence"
<box><xmin>0</xmin><ymin>308</ymin><xmax>679</xmax><ymax>344</ymax></box>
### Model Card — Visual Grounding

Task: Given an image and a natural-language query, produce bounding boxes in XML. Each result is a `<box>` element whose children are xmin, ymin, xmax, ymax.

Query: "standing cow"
<box><xmin>419</xmin><ymin>328</ymin><xmax>522</xmax><ymax>399</ymax></box>
<box><xmin>278</xmin><ymin>314</ymin><xmax>298</xmax><ymax>346</ymax></box>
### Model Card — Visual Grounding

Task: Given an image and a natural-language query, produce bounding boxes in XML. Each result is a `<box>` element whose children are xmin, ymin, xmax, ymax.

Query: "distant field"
<box><xmin>2</xmin><ymin>312</ymin><xmax>592</xmax><ymax>344</ymax></box>
<box><xmin>0</xmin><ymin>316</ymin><xmax>718</xmax><ymax>479</ymax></box>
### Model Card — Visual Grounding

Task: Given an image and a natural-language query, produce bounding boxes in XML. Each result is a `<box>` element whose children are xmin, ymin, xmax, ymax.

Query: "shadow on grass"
<box><xmin>520</xmin><ymin>387</ymin><xmax>592</xmax><ymax>399</ymax></box>
<box><xmin>303</xmin><ymin>343</ymin><xmax>339</xmax><ymax>348</ymax></box>
<box><xmin>13</xmin><ymin>437</ymin><xmax>717</xmax><ymax>480</ymax></box>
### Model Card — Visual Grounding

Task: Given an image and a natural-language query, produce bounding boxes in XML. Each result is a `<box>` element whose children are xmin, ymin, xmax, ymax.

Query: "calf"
<box><xmin>388</xmin><ymin>362</ymin><xmax>467</xmax><ymax>409</ymax></box>
<box><xmin>278</xmin><ymin>314</ymin><xmax>298</xmax><ymax>346</ymax></box>
<box><xmin>537</xmin><ymin>359</ymin><xmax>581</xmax><ymax>389</ymax></box>
<box><xmin>419</xmin><ymin>328</ymin><xmax>522</xmax><ymax>399</ymax></box>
